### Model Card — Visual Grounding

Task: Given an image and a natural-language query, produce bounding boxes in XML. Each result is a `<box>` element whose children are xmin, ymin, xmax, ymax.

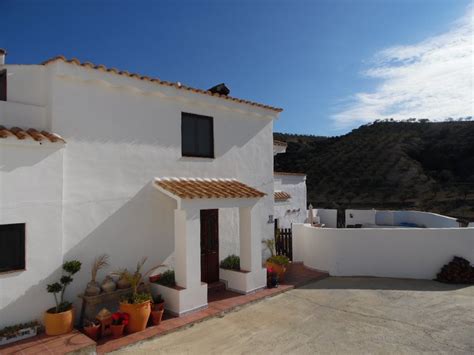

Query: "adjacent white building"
<box><xmin>273</xmin><ymin>172</ymin><xmax>307</xmax><ymax>228</ymax></box>
<box><xmin>0</xmin><ymin>53</ymin><xmax>287</xmax><ymax>324</ymax></box>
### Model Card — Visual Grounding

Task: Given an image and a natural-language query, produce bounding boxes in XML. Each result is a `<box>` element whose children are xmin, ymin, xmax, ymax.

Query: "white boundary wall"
<box><xmin>314</xmin><ymin>209</ymin><xmax>337</xmax><ymax>227</ymax></box>
<box><xmin>293</xmin><ymin>224</ymin><xmax>474</xmax><ymax>279</ymax></box>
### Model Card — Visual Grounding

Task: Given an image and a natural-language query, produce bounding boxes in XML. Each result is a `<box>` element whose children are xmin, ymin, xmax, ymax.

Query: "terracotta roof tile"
<box><xmin>273</xmin><ymin>139</ymin><xmax>287</xmax><ymax>147</ymax></box>
<box><xmin>0</xmin><ymin>125</ymin><xmax>66</xmax><ymax>144</ymax></box>
<box><xmin>41</xmin><ymin>56</ymin><xmax>283</xmax><ymax>113</ymax></box>
<box><xmin>274</xmin><ymin>191</ymin><xmax>291</xmax><ymax>201</ymax></box>
<box><xmin>154</xmin><ymin>177</ymin><xmax>265</xmax><ymax>200</ymax></box>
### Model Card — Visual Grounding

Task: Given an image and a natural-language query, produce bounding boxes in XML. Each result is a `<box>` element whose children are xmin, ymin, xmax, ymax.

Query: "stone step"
<box><xmin>207</xmin><ymin>281</ymin><xmax>226</xmax><ymax>293</ymax></box>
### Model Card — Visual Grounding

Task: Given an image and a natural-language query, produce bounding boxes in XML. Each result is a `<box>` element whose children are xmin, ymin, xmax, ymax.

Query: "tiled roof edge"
<box><xmin>42</xmin><ymin>56</ymin><xmax>283</xmax><ymax>113</ymax></box>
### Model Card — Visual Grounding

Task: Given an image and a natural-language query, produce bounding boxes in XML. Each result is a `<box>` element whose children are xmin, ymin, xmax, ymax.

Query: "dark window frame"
<box><xmin>181</xmin><ymin>112</ymin><xmax>215</xmax><ymax>158</ymax></box>
<box><xmin>0</xmin><ymin>69</ymin><xmax>6</xmax><ymax>101</ymax></box>
<box><xmin>0</xmin><ymin>223</ymin><xmax>26</xmax><ymax>274</ymax></box>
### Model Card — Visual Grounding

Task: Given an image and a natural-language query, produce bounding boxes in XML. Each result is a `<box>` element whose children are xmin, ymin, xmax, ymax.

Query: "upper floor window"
<box><xmin>0</xmin><ymin>223</ymin><xmax>25</xmax><ymax>273</ymax></box>
<box><xmin>0</xmin><ymin>70</ymin><xmax>6</xmax><ymax>101</ymax></box>
<box><xmin>181</xmin><ymin>112</ymin><xmax>214</xmax><ymax>158</ymax></box>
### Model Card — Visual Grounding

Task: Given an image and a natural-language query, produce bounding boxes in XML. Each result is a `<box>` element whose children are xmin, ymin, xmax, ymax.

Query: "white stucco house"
<box><xmin>272</xmin><ymin>140</ymin><xmax>307</xmax><ymax>229</ymax></box>
<box><xmin>0</xmin><ymin>50</ymin><xmax>287</xmax><ymax>325</ymax></box>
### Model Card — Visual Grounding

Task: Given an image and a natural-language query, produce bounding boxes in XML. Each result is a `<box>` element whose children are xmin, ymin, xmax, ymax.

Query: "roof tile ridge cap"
<box><xmin>40</xmin><ymin>56</ymin><xmax>283</xmax><ymax>112</ymax></box>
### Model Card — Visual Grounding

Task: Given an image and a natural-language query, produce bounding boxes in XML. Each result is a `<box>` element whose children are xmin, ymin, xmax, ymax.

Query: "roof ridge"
<box><xmin>42</xmin><ymin>56</ymin><xmax>283</xmax><ymax>113</ymax></box>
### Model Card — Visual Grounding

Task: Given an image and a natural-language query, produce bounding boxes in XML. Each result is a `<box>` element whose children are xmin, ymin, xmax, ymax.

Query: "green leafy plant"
<box><xmin>267</xmin><ymin>255</ymin><xmax>290</xmax><ymax>266</ymax></box>
<box><xmin>220</xmin><ymin>255</ymin><xmax>240</xmax><ymax>270</ymax></box>
<box><xmin>46</xmin><ymin>260</ymin><xmax>82</xmax><ymax>313</ymax></box>
<box><xmin>153</xmin><ymin>294</ymin><xmax>164</xmax><ymax>304</ymax></box>
<box><xmin>262</xmin><ymin>239</ymin><xmax>276</xmax><ymax>257</ymax></box>
<box><xmin>154</xmin><ymin>270</ymin><xmax>176</xmax><ymax>287</ymax></box>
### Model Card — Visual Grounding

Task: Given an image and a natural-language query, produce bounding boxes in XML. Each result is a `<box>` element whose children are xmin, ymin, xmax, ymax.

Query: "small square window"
<box><xmin>181</xmin><ymin>113</ymin><xmax>214</xmax><ymax>158</ymax></box>
<box><xmin>0</xmin><ymin>223</ymin><xmax>25</xmax><ymax>273</ymax></box>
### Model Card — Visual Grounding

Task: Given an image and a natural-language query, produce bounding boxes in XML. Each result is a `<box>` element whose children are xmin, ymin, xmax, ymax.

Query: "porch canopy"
<box><xmin>153</xmin><ymin>177</ymin><xmax>267</xmax><ymax>315</ymax></box>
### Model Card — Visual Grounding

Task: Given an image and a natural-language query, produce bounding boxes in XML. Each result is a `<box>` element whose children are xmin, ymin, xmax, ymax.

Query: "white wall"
<box><xmin>375</xmin><ymin>210</ymin><xmax>459</xmax><ymax>228</ymax></box>
<box><xmin>293</xmin><ymin>224</ymin><xmax>474</xmax><ymax>280</ymax></box>
<box><xmin>273</xmin><ymin>173</ymin><xmax>306</xmax><ymax>228</ymax></box>
<box><xmin>0</xmin><ymin>144</ymin><xmax>64</xmax><ymax>326</ymax></box>
<box><xmin>346</xmin><ymin>209</ymin><xmax>376</xmax><ymax>226</ymax></box>
<box><xmin>314</xmin><ymin>208</ymin><xmax>337</xmax><ymax>228</ymax></box>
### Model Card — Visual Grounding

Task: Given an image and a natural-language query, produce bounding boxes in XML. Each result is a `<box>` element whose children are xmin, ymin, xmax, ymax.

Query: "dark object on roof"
<box><xmin>208</xmin><ymin>83</ymin><xmax>230</xmax><ymax>96</ymax></box>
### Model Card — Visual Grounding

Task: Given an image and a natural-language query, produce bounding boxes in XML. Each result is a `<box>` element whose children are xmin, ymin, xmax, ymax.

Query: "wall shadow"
<box><xmin>0</xmin><ymin>182</ymin><xmax>176</xmax><ymax>326</ymax></box>
<box><xmin>299</xmin><ymin>276</ymin><xmax>472</xmax><ymax>292</ymax></box>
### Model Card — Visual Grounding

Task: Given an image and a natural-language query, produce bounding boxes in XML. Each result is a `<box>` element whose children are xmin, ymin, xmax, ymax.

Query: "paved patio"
<box><xmin>0</xmin><ymin>263</ymin><xmax>327</xmax><ymax>354</ymax></box>
<box><xmin>115</xmin><ymin>277</ymin><xmax>474</xmax><ymax>354</ymax></box>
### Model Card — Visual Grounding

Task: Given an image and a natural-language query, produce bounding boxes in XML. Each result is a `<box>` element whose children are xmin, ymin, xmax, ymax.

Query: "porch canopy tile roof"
<box><xmin>0</xmin><ymin>125</ymin><xmax>66</xmax><ymax>143</ymax></box>
<box><xmin>154</xmin><ymin>177</ymin><xmax>265</xmax><ymax>200</ymax></box>
<box><xmin>274</xmin><ymin>191</ymin><xmax>291</xmax><ymax>201</ymax></box>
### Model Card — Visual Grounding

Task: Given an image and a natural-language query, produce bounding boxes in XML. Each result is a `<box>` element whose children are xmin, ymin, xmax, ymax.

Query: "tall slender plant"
<box><xmin>262</xmin><ymin>238</ymin><xmax>276</xmax><ymax>257</ymax></box>
<box><xmin>46</xmin><ymin>260</ymin><xmax>81</xmax><ymax>313</ymax></box>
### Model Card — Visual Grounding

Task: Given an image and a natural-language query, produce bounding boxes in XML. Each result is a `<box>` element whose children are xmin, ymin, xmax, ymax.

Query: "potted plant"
<box><xmin>0</xmin><ymin>321</ymin><xmax>40</xmax><ymax>346</ymax></box>
<box><xmin>116</xmin><ymin>258</ymin><xmax>165</xmax><ymax>333</ymax></box>
<box><xmin>151</xmin><ymin>294</ymin><xmax>165</xmax><ymax>325</ymax></box>
<box><xmin>154</xmin><ymin>270</ymin><xmax>176</xmax><ymax>287</ymax></box>
<box><xmin>44</xmin><ymin>260</ymin><xmax>82</xmax><ymax>336</ymax></box>
<box><xmin>110</xmin><ymin>312</ymin><xmax>129</xmax><ymax>338</ymax></box>
<box><xmin>266</xmin><ymin>267</ymin><xmax>278</xmax><ymax>288</ymax></box>
<box><xmin>265</xmin><ymin>255</ymin><xmax>290</xmax><ymax>282</ymax></box>
<box><xmin>84</xmin><ymin>254</ymin><xmax>109</xmax><ymax>296</ymax></box>
<box><xmin>83</xmin><ymin>319</ymin><xmax>101</xmax><ymax>341</ymax></box>
<box><xmin>220</xmin><ymin>255</ymin><xmax>240</xmax><ymax>270</ymax></box>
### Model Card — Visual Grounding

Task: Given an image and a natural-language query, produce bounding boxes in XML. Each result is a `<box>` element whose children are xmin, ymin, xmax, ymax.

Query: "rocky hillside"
<box><xmin>274</xmin><ymin>121</ymin><xmax>474</xmax><ymax>221</ymax></box>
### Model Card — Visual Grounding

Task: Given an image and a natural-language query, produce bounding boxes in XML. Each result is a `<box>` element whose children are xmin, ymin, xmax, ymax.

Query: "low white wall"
<box><xmin>293</xmin><ymin>224</ymin><xmax>474</xmax><ymax>280</ymax></box>
<box><xmin>314</xmin><ymin>209</ymin><xmax>337</xmax><ymax>228</ymax></box>
<box><xmin>375</xmin><ymin>210</ymin><xmax>459</xmax><ymax>228</ymax></box>
<box><xmin>346</xmin><ymin>209</ymin><xmax>376</xmax><ymax>226</ymax></box>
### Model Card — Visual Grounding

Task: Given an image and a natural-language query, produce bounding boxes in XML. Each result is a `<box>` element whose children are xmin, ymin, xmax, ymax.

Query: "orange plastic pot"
<box><xmin>44</xmin><ymin>307</ymin><xmax>74</xmax><ymax>336</ymax></box>
<box><xmin>119</xmin><ymin>301</ymin><xmax>151</xmax><ymax>333</ymax></box>
<box><xmin>266</xmin><ymin>261</ymin><xmax>287</xmax><ymax>282</ymax></box>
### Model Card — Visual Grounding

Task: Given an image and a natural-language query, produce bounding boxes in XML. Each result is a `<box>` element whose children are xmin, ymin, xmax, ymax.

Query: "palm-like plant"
<box><xmin>114</xmin><ymin>257</ymin><xmax>166</xmax><ymax>304</ymax></box>
<box><xmin>262</xmin><ymin>239</ymin><xmax>276</xmax><ymax>257</ymax></box>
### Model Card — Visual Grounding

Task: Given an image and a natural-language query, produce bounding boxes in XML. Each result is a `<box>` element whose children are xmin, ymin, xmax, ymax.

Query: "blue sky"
<box><xmin>1</xmin><ymin>0</ymin><xmax>472</xmax><ymax>136</ymax></box>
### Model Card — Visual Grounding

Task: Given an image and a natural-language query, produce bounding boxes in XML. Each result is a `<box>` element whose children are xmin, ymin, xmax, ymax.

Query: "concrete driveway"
<box><xmin>115</xmin><ymin>277</ymin><xmax>474</xmax><ymax>354</ymax></box>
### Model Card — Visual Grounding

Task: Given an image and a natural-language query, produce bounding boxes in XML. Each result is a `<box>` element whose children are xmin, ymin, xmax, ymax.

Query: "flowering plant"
<box><xmin>111</xmin><ymin>312</ymin><xmax>129</xmax><ymax>326</ymax></box>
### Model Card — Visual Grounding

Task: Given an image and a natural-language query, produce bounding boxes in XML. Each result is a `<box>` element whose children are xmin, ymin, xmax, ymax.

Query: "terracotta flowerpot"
<box><xmin>151</xmin><ymin>309</ymin><xmax>164</xmax><ymax>326</ymax></box>
<box><xmin>44</xmin><ymin>307</ymin><xmax>74</xmax><ymax>336</ymax></box>
<box><xmin>266</xmin><ymin>261</ymin><xmax>287</xmax><ymax>282</ymax></box>
<box><xmin>119</xmin><ymin>301</ymin><xmax>151</xmax><ymax>333</ymax></box>
<box><xmin>83</xmin><ymin>323</ymin><xmax>101</xmax><ymax>341</ymax></box>
<box><xmin>152</xmin><ymin>302</ymin><xmax>164</xmax><ymax>312</ymax></box>
<box><xmin>110</xmin><ymin>324</ymin><xmax>125</xmax><ymax>338</ymax></box>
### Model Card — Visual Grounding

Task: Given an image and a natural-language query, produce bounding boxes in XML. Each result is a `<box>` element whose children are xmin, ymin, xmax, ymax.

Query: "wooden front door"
<box><xmin>200</xmin><ymin>209</ymin><xmax>219</xmax><ymax>284</ymax></box>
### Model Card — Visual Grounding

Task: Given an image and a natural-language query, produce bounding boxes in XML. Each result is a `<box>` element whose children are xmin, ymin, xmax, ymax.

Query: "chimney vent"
<box><xmin>208</xmin><ymin>83</ymin><xmax>230</xmax><ymax>96</ymax></box>
<box><xmin>0</xmin><ymin>49</ymin><xmax>6</xmax><ymax>65</ymax></box>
